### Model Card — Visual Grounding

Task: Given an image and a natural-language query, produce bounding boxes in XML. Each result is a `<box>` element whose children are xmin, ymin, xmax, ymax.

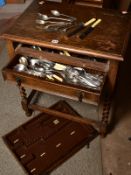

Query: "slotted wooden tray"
<box><xmin>4</xmin><ymin>101</ymin><xmax>98</xmax><ymax>175</ymax></box>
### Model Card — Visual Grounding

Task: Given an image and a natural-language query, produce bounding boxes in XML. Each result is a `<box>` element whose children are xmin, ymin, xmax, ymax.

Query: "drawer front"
<box><xmin>2</xmin><ymin>68</ymin><xmax>100</xmax><ymax>104</ymax></box>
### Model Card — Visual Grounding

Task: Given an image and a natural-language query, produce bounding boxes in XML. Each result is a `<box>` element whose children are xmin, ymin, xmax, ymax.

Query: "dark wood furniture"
<box><xmin>118</xmin><ymin>0</ymin><xmax>131</xmax><ymax>12</ymax></box>
<box><xmin>1</xmin><ymin>0</ymin><xmax>131</xmax><ymax>137</ymax></box>
<box><xmin>65</xmin><ymin>0</ymin><xmax>131</xmax><ymax>11</ymax></box>
<box><xmin>69</xmin><ymin>0</ymin><xmax>113</xmax><ymax>8</ymax></box>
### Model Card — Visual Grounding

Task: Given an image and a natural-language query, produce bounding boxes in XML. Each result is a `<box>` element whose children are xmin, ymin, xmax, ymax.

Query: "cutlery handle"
<box><xmin>79</xmin><ymin>19</ymin><xmax>102</xmax><ymax>39</ymax></box>
<box><xmin>84</xmin><ymin>18</ymin><xmax>96</xmax><ymax>26</ymax></box>
<box><xmin>79</xmin><ymin>27</ymin><xmax>93</xmax><ymax>39</ymax></box>
<box><xmin>67</xmin><ymin>18</ymin><xmax>96</xmax><ymax>37</ymax></box>
<box><xmin>67</xmin><ymin>22</ymin><xmax>84</xmax><ymax>37</ymax></box>
<box><xmin>91</xmin><ymin>19</ymin><xmax>102</xmax><ymax>28</ymax></box>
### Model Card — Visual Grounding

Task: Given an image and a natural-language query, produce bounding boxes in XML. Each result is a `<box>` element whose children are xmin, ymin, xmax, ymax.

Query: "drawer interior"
<box><xmin>3</xmin><ymin>54</ymin><xmax>106</xmax><ymax>88</ymax></box>
<box><xmin>2</xmin><ymin>43</ymin><xmax>109</xmax><ymax>104</ymax></box>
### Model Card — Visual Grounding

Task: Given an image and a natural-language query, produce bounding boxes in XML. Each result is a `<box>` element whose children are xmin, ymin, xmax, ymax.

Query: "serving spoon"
<box><xmin>36</xmin><ymin>19</ymin><xmax>69</xmax><ymax>25</ymax></box>
<box><xmin>51</xmin><ymin>10</ymin><xmax>76</xmax><ymax>21</ymax></box>
<box><xmin>38</xmin><ymin>13</ymin><xmax>72</xmax><ymax>22</ymax></box>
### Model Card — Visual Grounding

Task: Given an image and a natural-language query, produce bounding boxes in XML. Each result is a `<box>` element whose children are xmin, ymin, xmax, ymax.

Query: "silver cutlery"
<box><xmin>38</xmin><ymin>13</ymin><xmax>72</xmax><ymax>22</ymax></box>
<box><xmin>14</xmin><ymin>64</ymin><xmax>27</xmax><ymax>72</ymax></box>
<box><xmin>36</xmin><ymin>19</ymin><xmax>68</xmax><ymax>25</ymax></box>
<box><xmin>51</xmin><ymin>10</ymin><xmax>76</xmax><ymax>21</ymax></box>
<box><xmin>14</xmin><ymin>55</ymin><xmax>103</xmax><ymax>90</ymax></box>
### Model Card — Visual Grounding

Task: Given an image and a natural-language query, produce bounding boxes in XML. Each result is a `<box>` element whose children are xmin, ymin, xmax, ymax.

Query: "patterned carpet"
<box><xmin>0</xmin><ymin>0</ymin><xmax>34</xmax><ymax>51</ymax></box>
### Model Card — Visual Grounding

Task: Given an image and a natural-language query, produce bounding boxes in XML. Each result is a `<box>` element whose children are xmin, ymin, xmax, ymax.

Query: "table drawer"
<box><xmin>2</xmin><ymin>53</ymin><xmax>107</xmax><ymax>105</ymax></box>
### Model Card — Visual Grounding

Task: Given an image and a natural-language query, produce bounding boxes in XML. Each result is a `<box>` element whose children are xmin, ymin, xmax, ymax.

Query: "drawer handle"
<box><xmin>16</xmin><ymin>77</ymin><xmax>22</xmax><ymax>85</ymax></box>
<box><xmin>78</xmin><ymin>92</ymin><xmax>85</xmax><ymax>102</ymax></box>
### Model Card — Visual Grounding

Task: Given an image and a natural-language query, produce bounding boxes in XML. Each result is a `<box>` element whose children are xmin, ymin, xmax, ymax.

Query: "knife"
<box><xmin>79</xmin><ymin>19</ymin><xmax>102</xmax><ymax>39</ymax></box>
<box><xmin>67</xmin><ymin>18</ymin><xmax>96</xmax><ymax>37</ymax></box>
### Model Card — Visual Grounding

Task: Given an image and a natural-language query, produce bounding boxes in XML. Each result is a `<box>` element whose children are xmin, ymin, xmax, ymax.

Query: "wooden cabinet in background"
<box><xmin>117</xmin><ymin>0</ymin><xmax>131</xmax><ymax>12</ymax></box>
<box><xmin>66</xmin><ymin>0</ymin><xmax>114</xmax><ymax>8</ymax></box>
<box><xmin>66</xmin><ymin>0</ymin><xmax>131</xmax><ymax>11</ymax></box>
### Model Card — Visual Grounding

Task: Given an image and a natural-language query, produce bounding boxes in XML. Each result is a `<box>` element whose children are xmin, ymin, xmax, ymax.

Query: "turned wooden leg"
<box><xmin>100</xmin><ymin>96</ymin><xmax>111</xmax><ymax>137</ymax></box>
<box><xmin>99</xmin><ymin>60</ymin><xmax>119</xmax><ymax>137</ymax></box>
<box><xmin>16</xmin><ymin>78</ymin><xmax>32</xmax><ymax>117</ymax></box>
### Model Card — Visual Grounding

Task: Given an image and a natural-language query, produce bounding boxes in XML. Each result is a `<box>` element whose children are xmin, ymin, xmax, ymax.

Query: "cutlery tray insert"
<box><xmin>3</xmin><ymin>100</ymin><xmax>98</xmax><ymax>175</ymax></box>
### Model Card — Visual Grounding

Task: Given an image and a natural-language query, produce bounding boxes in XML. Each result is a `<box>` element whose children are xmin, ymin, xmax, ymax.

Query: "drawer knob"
<box><xmin>16</xmin><ymin>77</ymin><xmax>21</xmax><ymax>85</ymax></box>
<box><xmin>78</xmin><ymin>92</ymin><xmax>85</xmax><ymax>102</ymax></box>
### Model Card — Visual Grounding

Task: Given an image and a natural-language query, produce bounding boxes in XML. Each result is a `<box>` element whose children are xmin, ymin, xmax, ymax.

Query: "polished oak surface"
<box><xmin>1</xmin><ymin>0</ymin><xmax>131</xmax><ymax>61</ymax></box>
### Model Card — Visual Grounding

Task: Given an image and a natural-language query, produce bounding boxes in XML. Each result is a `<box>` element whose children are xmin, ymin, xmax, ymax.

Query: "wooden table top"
<box><xmin>1</xmin><ymin>0</ymin><xmax>131</xmax><ymax>61</ymax></box>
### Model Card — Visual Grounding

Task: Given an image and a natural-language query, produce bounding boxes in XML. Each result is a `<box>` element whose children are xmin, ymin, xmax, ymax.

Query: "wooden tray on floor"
<box><xmin>3</xmin><ymin>100</ymin><xmax>98</xmax><ymax>175</ymax></box>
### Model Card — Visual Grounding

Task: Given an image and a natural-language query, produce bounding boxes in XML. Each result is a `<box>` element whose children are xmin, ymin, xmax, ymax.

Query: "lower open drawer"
<box><xmin>2</xmin><ymin>54</ymin><xmax>107</xmax><ymax>105</ymax></box>
<box><xmin>3</xmin><ymin>100</ymin><xmax>98</xmax><ymax>175</ymax></box>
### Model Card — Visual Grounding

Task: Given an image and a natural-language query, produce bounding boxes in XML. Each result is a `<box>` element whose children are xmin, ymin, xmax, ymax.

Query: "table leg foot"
<box><xmin>100</xmin><ymin>123</ymin><xmax>108</xmax><ymax>137</ymax></box>
<box><xmin>16</xmin><ymin>78</ymin><xmax>33</xmax><ymax>117</ymax></box>
<box><xmin>99</xmin><ymin>96</ymin><xmax>111</xmax><ymax>137</ymax></box>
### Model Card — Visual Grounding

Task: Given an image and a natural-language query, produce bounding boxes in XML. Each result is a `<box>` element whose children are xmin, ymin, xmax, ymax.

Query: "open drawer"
<box><xmin>2</xmin><ymin>46</ymin><xmax>108</xmax><ymax>105</ymax></box>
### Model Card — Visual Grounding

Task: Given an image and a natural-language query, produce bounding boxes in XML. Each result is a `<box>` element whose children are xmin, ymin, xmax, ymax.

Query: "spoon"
<box><xmin>14</xmin><ymin>64</ymin><xmax>27</xmax><ymax>72</ymax></box>
<box><xmin>36</xmin><ymin>19</ymin><xmax>67</xmax><ymax>25</ymax></box>
<box><xmin>42</xmin><ymin>23</ymin><xmax>70</xmax><ymax>31</ymax></box>
<box><xmin>51</xmin><ymin>10</ymin><xmax>76</xmax><ymax>21</ymax></box>
<box><xmin>19</xmin><ymin>56</ymin><xmax>28</xmax><ymax>66</ymax></box>
<box><xmin>78</xmin><ymin>75</ymin><xmax>101</xmax><ymax>89</ymax></box>
<box><xmin>32</xmin><ymin>45</ymin><xmax>42</xmax><ymax>51</ymax></box>
<box><xmin>30</xmin><ymin>58</ymin><xmax>40</xmax><ymax>67</ymax></box>
<box><xmin>38</xmin><ymin>13</ymin><xmax>72</xmax><ymax>22</ymax></box>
